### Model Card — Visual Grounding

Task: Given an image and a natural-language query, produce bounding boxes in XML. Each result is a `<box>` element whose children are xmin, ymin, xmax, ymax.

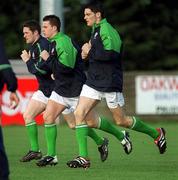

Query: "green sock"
<box><xmin>98</xmin><ymin>117</ymin><xmax>124</xmax><ymax>141</ymax></box>
<box><xmin>45</xmin><ymin>124</ymin><xmax>57</xmax><ymax>157</ymax></box>
<box><xmin>26</xmin><ymin>121</ymin><xmax>39</xmax><ymax>151</ymax></box>
<box><xmin>130</xmin><ymin>116</ymin><xmax>159</xmax><ymax>139</ymax></box>
<box><xmin>88</xmin><ymin>128</ymin><xmax>104</xmax><ymax>146</ymax></box>
<box><xmin>76</xmin><ymin>124</ymin><xmax>89</xmax><ymax>158</ymax></box>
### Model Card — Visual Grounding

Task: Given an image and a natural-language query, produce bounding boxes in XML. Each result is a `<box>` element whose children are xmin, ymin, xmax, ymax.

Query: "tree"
<box><xmin>1</xmin><ymin>0</ymin><xmax>178</xmax><ymax>70</ymax></box>
<box><xmin>0</xmin><ymin>0</ymin><xmax>39</xmax><ymax>58</ymax></box>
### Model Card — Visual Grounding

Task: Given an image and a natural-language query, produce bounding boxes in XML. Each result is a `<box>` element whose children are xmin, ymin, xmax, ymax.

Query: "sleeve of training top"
<box><xmin>26</xmin><ymin>58</ymin><xmax>51</xmax><ymax>75</ymax></box>
<box><xmin>0</xmin><ymin>37</ymin><xmax>17</xmax><ymax>92</ymax></box>
<box><xmin>26</xmin><ymin>41</ymin><xmax>52</xmax><ymax>75</ymax></box>
<box><xmin>88</xmin><ymin>28</ymin><xmax>122</xmax><ymax>62</ymax></box>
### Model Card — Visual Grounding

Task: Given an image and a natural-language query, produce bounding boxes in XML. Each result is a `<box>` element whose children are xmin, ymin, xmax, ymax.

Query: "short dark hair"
<box><xmin>43</xmin><ymin>15</ymin><xmax>61</xmax><ymax>32</ymax></box>
<box><xmin>22</xmin><ymin>20</ymin><xmax>41</xmax><ymax>34</ymax></box>
<box><xmin>83</xmin><ymin>0</ymin><xmax>105</xmax><ymax>18</ymax></box>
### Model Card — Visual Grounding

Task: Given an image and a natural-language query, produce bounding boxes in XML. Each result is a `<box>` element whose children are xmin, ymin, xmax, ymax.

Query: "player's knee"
<box><xmin>115</xmin><ymin>118</ymin><xmax>127</xmax><ymax>127</ymax></box>
<box><xmin>68</xmin><ymin>123</ymin><xmax>75</xmax><ymax>129</ymax></box>
<box><xmin>23</xmin><ymin>112</ymin><xmax>33</xmax><ymax>124</ymax></box>
<box><xmin>74</xmin><ymin>110</ymin><xmax>86</xmax><ymax>122</ymax></box>
<box><xmin>86</xmin><ymin>120</ymin><xmax>97</xmax><ymax>128</ymax></box>
<box><xmin>115</xmin><ymin>117</ymin><xmax>130</xmax><ymax>128</ymax></box>
<box><xmin>65</xmin><ymin>119</ymin><xmax>76</xmax><ymax>129</ymax></box>
<box><xmin>86</xmin><ymin>121</ymin><xmax>93</xmax><ymax>128</ymax></box>
<box><xmin>43</xmin><ymin>113</ymin><xmax>54</xmax><ymax>124</ymax></box>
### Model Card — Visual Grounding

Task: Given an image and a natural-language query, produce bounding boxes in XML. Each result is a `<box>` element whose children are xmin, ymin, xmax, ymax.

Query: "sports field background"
<box><xmin>3</xmin><ymin>121</ymin><xmax>178</xmax><ymax>180</ymax></box>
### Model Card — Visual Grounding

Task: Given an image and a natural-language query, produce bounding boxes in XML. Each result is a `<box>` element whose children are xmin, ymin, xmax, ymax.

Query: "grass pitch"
<box><xmin>3</xmin><ymin>121</ymin><xmax>178</xmax><ymax>180</ymax></box>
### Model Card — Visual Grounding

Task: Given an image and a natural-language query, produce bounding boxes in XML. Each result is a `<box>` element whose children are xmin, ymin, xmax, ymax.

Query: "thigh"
<box><xmin>75</xmin><ymin>96</ymin><xmax>99</xmax><ymax>125</ymax></box>
<box><xmin>80</xmin><ymin>84</ymin><xmax>102</xmax><ymax>100</ymax></box>
<box><xmin>77</xmin><ymin>84</ymin><xmax>100</xmax><ymax>116</ymax></box>
<box><xmin>63</xmin><ymin>112</ymin><xmax>75</xmax><ymax>129</ymax></box>
<box><xmin>44</xmin><ymin>99</ymin><xmax>66</xmax><ymax>124</ymax></box>
<box><xmin>109</xmin><ymin>106</ymin><xmax>132</xmax><ymax>127</ymax></box>
<box><xmin>32</xmin><ymin>90</ymin><xmax>48</xmax><ymax>104</ymax></box>
<box><xmin>85</xmin><ymin>109</ymin><xmax>100</xmax><ymax>128</ymax></box>
<box><xmin>62</xmin><ymin>97</ymin><xmax>79</xmax><ymax>115</ymax></box>
<box><xmin>105</xmin><ymin>92</ymin><xmax>125</xmax><ymax>109</ymax></box>
<box><xmin>24</xmin><ymin>99</ymin><xmax>46</xmax><ymax>119</ymax></box>
<box><xmin>109</xmin><ymin>106</ymin><xmax>125</xmax><ymax>121</ymax></box>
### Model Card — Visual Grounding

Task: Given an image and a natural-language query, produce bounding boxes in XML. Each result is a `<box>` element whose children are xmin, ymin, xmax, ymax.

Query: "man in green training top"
<box><xmin>36</xmin><ymin>15</ymin><xmax>111</xmax><ymax>166</ymax></box>
<box><xmin>67</xmin><ymin>1</ymin><xmax>167</xmax><ymax>168</ymax></box>
<box><xmin>36</xmin><ymin>15</ymin><xmax>134</xmax><ymax>167</ymax></box>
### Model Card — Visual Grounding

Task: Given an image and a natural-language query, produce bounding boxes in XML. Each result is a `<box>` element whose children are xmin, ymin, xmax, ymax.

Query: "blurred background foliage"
<box><xmin>0</xmin><ymin>0</ymin><xmax>178</xmax><ymax>70</ymax></box>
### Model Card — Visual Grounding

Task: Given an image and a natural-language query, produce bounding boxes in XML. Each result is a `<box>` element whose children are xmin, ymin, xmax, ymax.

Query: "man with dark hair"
<box><xmin>36</xmin><ymin>15</ymin><xmax>110</xmax><ymax>167</ymax></box>
<box><xmin>21</xmin><ymin>18</ymin><xmax>111</xmax><ymax>167</ymax></box>
<box><xmin>67</xmin><ymin>1</ymin><xmax>167</xmax><ymax>168</ymax></box>
<box><xmin>20</xmin><ymin>20</ymin><xmax>54</xmax><ymax>162</ymax></box>
<box><xmin>38</xmin><ymin>15</ymin><xmax>134</xmax><ymax>168</ymax></box>
<box><xmin>0</xmin><ymin>37</ymin><xmax>19</xmax><ymax>180</ymax></box>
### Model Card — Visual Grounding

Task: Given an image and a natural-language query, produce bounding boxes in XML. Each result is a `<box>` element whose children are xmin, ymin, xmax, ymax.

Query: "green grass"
<box><xmin>3</xmin><ymin>121</ymin><xmax>178</xmax><ymax>180</ymax></box>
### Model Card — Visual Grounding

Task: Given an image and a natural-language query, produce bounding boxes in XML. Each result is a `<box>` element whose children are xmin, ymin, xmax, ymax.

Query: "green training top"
<box><xmin>49</xmin><ymin>32</ymin><xmax>77</xmax><ymax>68</ymax></box>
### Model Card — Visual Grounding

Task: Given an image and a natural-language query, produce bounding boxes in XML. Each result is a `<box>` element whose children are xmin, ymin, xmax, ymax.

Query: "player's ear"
<box><xmin>53</xmin><ymin>26</ymin><xmax>57</xmax><ymax>32</ymax></box>
<box><xmin>34</xmin><ymin>30</ymin><xmax>39</xmax><ymax>36</ymax></box>
<box><xmin>96</xmin><ymin>12</ymin><xmax>101</xmax><ymax>18</ymax></box>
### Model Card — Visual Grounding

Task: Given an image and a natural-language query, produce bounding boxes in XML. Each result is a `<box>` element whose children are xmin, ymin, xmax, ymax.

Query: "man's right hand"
<box><xmin>9</xmin><ymin>92</ymin><xmax>19</xmax><ymax>109</ymax></box>
<box><xmin>21</xmin><ymin>50</ymin><xmax>30</xmax><ymax>62</ymax></box>
<box><xmin>81</xmin><ymin>42</ymin><xmax>91</xmax><ymax>60</ymax></box>
<box><xmin>40</xmin><ymin>50</ymin><xmax>49</xmax><ymax>61</ymax></box>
